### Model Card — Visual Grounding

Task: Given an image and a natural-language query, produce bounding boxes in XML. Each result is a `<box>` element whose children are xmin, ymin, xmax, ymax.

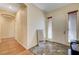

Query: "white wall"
<box><xmin>26</xmin><ymin>4</ymin><xmax>46</xmax><ymax>49</ymax></box>
<box><xmin>46</xmin><ymin>4</ymin><xmax>79</xmax><ymax>46</ymax></box>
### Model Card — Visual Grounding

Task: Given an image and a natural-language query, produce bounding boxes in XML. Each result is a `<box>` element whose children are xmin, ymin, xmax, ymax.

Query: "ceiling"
<box><xmin>0</xmin><ymin>3</ymin><xmax>24</xmax><ymax>13</ymax></box>
<box><xmin>33</xmin><ymin>3</ymin><xmax>70</xmax><ymax>12</ymax></box>
<box><xmin>0</xmin><ymin>3</ymin><xmax>70</xmax><ymax>13</ymax></box>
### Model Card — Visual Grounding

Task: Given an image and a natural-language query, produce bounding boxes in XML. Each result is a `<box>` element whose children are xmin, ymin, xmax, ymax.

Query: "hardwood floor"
<box><xmin>0</xmin><ymin>38</ymin><xmax>33</xmax><ymax>55</ymax></box>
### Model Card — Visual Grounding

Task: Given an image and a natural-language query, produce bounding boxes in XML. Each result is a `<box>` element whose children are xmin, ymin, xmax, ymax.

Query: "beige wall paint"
<box><xmin>0</xmin><ymin>11</ymin><xmax>15</xmax><ymax>39</ymax></box>
<box><xmin>15</xmin><ymin>8</ymin><xmax>27</xmax><ymax>48</ymax></box>
<box><xmin>26</xmin><ymin>4</ymin><xmax>46</xmax><ymax>49</ymax></box>
<box><xmin>46</xmin><ymin>4</ymin><xmax>79</xmax><ymax>46</ymax></box>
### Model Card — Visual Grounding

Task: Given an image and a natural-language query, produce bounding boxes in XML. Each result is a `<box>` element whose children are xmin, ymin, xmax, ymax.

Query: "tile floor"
<box><xmin>30</xmin><ymin>41</ymin><xmax>69</xmax><ymax>55</ymax></box>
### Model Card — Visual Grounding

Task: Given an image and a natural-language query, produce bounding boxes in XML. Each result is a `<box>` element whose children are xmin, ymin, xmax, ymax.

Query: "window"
<box><xmin>48</xmin><ymin>19</ymin><xmax>53</xmax><ymax>39</ymax></box>
<box><xmin>68</xmin><ymin>10</ymin><xmax>78</xmax><ymax>42</ymax></box>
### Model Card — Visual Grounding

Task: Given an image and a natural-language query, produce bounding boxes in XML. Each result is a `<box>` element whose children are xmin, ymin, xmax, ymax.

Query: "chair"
<box><xmin>70</xmin><ymin>40</ymin><xmax>79</xmax><ymax>55</ymax></box>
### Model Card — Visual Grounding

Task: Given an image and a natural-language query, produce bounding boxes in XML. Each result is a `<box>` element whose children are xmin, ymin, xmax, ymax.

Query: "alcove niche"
<box><xmin>0</xmin><ymin>3</ymin><xmax>27</xmax><ymax>49</ymax></box>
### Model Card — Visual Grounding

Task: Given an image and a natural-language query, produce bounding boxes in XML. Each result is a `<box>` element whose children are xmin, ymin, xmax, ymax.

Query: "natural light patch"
<box><xmin>68</xmin><ymin>12</ymin><xmax>77</xmax><ymax>42</ymax></box>
<box><xmin>48</xmin><ymin>20</ymin><xmax>53</xmax><ymax>39</ymax></box>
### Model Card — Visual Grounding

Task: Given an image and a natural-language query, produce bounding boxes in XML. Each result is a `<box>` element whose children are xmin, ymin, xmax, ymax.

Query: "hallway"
<box><xmin>0</xmin><ymin>38</ymin><xmax>33</xmax><ymax>55</ymax></box>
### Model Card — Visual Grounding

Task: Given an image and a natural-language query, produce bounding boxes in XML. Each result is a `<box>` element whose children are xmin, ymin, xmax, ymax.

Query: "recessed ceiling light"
<box><xmin>8</xmin><ymin>6</ymin><xmax>13</xmax><ymax>10</ymax></box>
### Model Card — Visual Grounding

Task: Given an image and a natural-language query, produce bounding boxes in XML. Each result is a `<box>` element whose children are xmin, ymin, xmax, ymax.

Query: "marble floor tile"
<box><xmin>30</xmin><ymin>41</ymin><xmax>69</xmax><ymax>55</ymax></box>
